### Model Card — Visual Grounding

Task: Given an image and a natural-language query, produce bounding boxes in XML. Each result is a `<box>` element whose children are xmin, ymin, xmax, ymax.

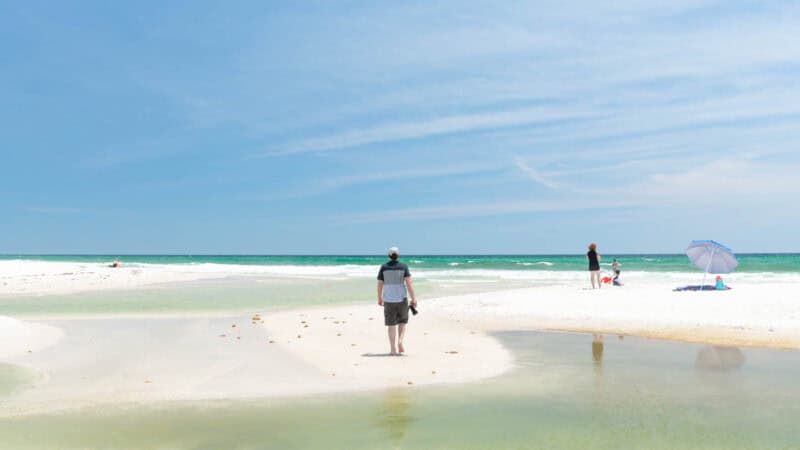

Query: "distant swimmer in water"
<box><xmin>110</xmin><ymin>257</ymin><xmax>121</xmax><ymax>268</ymax></box>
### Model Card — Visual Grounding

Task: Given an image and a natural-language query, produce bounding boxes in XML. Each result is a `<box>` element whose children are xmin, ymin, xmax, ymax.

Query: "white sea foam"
<box><xmin>2</xmin><ymin>260</ymin><xmax>799</xmax><ymax>296</ymax></box>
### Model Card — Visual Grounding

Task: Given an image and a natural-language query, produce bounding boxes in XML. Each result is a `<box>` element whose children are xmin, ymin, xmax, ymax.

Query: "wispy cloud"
<box><xmin>337</xmin><ymin>199</ymin><xmax>637</xmax><ymax>224</ymax></box>
<box><xmin>263</xmin><ymin>108</ymin><xmax>595</xmax><ymax>156</ymax></box>
<box><xmin>255</xmin><ymin>162</ymin><xmax>509</xmax><ymax>201</ymax></box>
<box><xmin>513</xmin><ymin>157</ymin><xmax>559</xmax><ymax>190</ymax></box>
<box><xmin>76</xmin><ymin>137</ymin><xmax>188</xmax><ymax>169</ymax></box>
<box><xmin>318</xmin><ymin>162</ymin><xmax>507</xmax><ymax>191</ymax></box>
<box><xmin>336</xmin><ymin>157</ymin><xmax>800</xmax><ymax>224</ymax></box>
<box><xmin>24</xmin><ymin>205</ymin><xmax>85</xmax><ymax>214</ymax></box>
<box><xmin>625</xmin><ymin>159</ymin><xmax>800</xmax><ymax>203</ymax></box>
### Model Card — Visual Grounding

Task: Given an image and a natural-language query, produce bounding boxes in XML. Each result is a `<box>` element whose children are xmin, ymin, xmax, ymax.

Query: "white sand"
<box><xmin>262</xmin><ymin>303</ymin><xmax>511</xmax><ymax>387</ymax></box>
<box><xmin>0</xmin><ymin>260</ymin><xmax>377</xmax><ymax>296</ymax></box>
<box><xmin>2</xmin><ymin>264</ymin><xmax>800</xmax><ymax>416</ymax></box>
<box><xmin>426</xmin><ymin>281</ymin><xmax>800</xmax><ymax>349</ymax></box>
<box><xmin>0</xmin><ymin>260</ymin><xmax>225</xmax><ymax>296</ymax></box>
<box><xmin>0</xmin><ymin>308</ymin><xmax>511</xmax><ymax>416</ymax></box>
<box><xmin>0</xmin><ymin>317</ymin><xmax>63</xmax><ymax>359</ymax></box>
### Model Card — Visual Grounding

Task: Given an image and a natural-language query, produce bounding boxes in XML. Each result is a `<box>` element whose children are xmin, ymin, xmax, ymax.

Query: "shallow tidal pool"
<box><xmin>1</xmin><ymin>331</ymin><xmax>798</xmax><ymax>449</ymax></box>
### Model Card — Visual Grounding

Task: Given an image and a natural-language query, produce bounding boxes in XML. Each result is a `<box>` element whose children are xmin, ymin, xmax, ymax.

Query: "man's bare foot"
<box><xmin>398</xmin><ymin>342</ymin><xmax>405</xmax><ymax>354</ymax></box>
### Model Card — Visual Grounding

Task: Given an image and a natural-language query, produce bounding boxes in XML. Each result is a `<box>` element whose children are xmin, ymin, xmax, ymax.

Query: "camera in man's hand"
<box><xmin>409</xmin><ymin>304</ymin><xmax>418</xmax><ymax>315</ymax></box>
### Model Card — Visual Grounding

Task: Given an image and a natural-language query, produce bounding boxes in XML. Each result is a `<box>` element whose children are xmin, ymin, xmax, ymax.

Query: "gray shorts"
<box><xmin>384</xmin><ymin>299</ymin><xmax>409</xmax><ymax>326</ymax></box>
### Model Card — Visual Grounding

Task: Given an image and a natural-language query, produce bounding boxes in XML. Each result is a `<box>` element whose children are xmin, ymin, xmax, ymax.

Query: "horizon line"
<box><xmin>2</xmin><ymin>252</ymin><xmax>798</xmax><ymax>257</ymax></box>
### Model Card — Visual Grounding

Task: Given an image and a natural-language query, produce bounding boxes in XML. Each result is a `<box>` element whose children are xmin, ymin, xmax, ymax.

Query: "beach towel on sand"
<box><xmin>673</xmin><ymin>285</ymin><xmax>732</xmax><ymax>292</ymax></box>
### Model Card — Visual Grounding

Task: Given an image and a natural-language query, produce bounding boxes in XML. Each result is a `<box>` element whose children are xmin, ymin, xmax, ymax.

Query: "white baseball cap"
<box><xmin>388</xmin><ymin>246</ymin><xmax>400</xmax><ymax>256</ymax></box>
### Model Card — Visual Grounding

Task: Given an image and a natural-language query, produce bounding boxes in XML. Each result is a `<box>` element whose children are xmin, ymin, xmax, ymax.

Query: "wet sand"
<box><xmin>1</xmin><ymin>307</ymin><xmax>510</xmax><ymax>416</ymax></box>
<box><xmin>2</xmin><ymin>331</ymin><xmax>799</xmax><ymax>449</ymax></box>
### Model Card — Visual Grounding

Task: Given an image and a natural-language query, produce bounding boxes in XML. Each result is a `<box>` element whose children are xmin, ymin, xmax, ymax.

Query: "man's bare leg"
<box><xmin>397</xmin><ymin>323</ymin><xmax>406</xmax><ymax>354</ymax></box>
<box><xmin>387</xmin><ymin>325</ymin><xmax>397</xmax><ymax>355</ymax></box>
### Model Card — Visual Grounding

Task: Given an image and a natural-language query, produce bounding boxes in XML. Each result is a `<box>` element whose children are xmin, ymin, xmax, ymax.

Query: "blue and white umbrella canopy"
<box><xmin>686</xmin><ymin>240</ymin><xmax>738</xmax><ymax>274</ymax></box>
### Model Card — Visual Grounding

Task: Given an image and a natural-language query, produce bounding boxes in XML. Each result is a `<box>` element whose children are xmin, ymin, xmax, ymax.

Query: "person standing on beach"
<box><xmin>587</xmin><ymin>243</ymin><xmax>601</xmax><ymax>289</ymax></box>
<box><xmin>377</xmin><ymin>247</ymin><xmax>417</xmax><ymax>355</ymax></box>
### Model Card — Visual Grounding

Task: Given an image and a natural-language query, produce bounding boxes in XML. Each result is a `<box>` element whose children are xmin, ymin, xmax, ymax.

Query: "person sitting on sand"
<box><xmin>612</xmin><ymin>258</ymin><xmax>622</xmax><ymax>286</ymax></box>
<box><xmin>587</xmin><ymin>243</ymin><xmax>601</xmax><ymax>289</ymax></box>
<box><xmin>377</xmin><ymin>247</ymin><xmax>417</xmax><ymax>355</ymax></box>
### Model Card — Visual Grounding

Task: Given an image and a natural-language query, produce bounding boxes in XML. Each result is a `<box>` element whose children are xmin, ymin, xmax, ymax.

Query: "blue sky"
<box><xmin>3</xmin><ymin>1</ymin><xmax>800</xmax><ymax>254</ymax></box>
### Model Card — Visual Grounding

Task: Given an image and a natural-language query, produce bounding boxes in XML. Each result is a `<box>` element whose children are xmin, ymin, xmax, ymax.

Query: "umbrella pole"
<box><xmin>701</xmin><ymin>247</ymin><xmax>716</xmax><ymax>291</ymax></box>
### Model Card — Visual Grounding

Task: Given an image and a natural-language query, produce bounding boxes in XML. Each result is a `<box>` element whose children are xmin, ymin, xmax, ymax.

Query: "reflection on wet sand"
<box><xmin>695</xmin><ymin>346</ymin><xmax>746</xmax><ymax>371</ymax></box>
<box><xmin>375</xmin><ymin>388</ymin><xmax>414</xmax><ymax>443</ymax></box>
<box><xmin>592</xmin><ymin>334</ymin><xmax>604</xmax><ymax>369</ymax></box>
<box><xmin>1</xmin><ymin>332</ymin><xmax>798</xmax><ymax>450</ymax></box>
<box><xmin>0</xmin><ymin>363</ymin><xmax>39</xmax><ymax>398</ymax></box>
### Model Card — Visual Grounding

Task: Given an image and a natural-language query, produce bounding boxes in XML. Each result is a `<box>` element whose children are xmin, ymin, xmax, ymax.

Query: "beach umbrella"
<box><xmin>686</xmin><ymin>240</ymin><xmax>738</xmax><ymax>288</ymax></box>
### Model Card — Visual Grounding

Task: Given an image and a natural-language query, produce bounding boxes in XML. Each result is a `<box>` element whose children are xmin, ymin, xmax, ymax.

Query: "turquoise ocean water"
<box><xmin>2</xmin><ymin>254</ymin><xmax>798</xmax><ymax>316</ymax></box>
<box><xmin>3</xmin><ymin>254</ymin><xmax>800</xmax><ymax>272</ymax></box>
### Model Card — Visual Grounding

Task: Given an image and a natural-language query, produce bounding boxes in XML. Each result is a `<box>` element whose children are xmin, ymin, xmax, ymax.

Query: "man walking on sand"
<box><xmin>377</xmin><ymin>247</ymin><xmax>417</xmax><ymax>355</ymax></box>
